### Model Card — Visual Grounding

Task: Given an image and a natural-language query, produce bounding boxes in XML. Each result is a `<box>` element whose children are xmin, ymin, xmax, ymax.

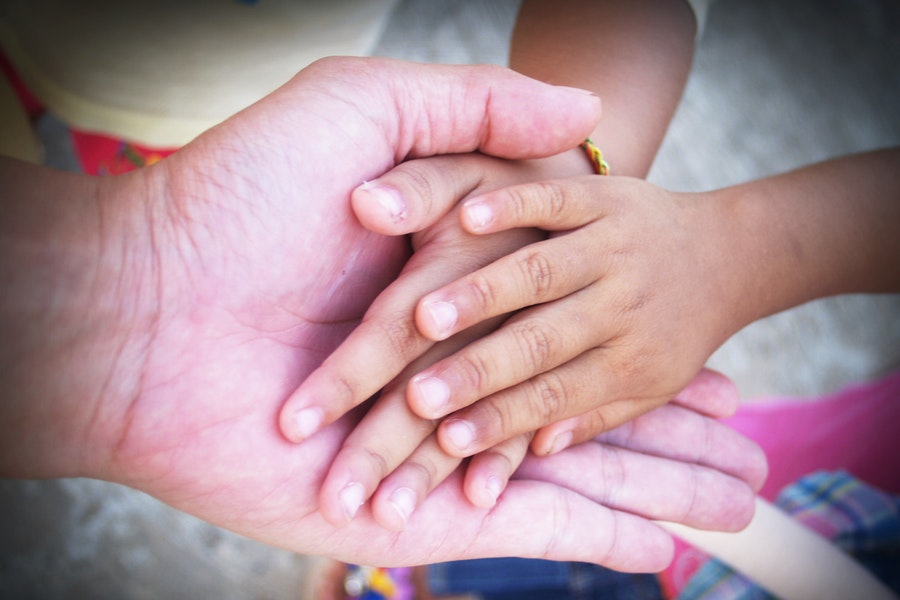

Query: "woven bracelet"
<box><xmin>581</xmin><ymin>138</ymin><xmax>610</xmax><ymax>175</ymax></box>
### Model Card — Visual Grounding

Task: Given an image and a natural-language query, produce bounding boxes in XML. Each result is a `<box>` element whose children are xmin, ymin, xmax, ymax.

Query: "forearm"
<box><xmin>0</xmin><ymin>158</ymin><xmax>157</xmax><ymax>479</ymax></box>
<box><xmin>511</xmin><ymin>0</ymin><xmax>696</xmax><ymax>177</ymax></box>
<box><xmin>714</xmin><ymin>148</ymin><xmax>900</xmax><ymax>327</ymax></box>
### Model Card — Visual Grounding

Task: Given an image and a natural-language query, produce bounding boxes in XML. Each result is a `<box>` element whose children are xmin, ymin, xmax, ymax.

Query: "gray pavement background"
<box><xmin>1</xmin><ymin>0</ymin><xmax>898</xmax><ymax>598</ymax></box>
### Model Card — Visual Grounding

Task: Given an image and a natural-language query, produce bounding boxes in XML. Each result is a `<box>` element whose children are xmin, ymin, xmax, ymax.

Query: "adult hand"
<box><xmin>1</xmin><ymin>57</ymin><xmax>610</xmax><ymax>562</ymax></box>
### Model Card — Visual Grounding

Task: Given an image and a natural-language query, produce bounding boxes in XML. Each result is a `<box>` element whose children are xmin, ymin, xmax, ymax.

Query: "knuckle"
<box><xmin>405</xmin><ymin>456</ymin><xmax>439</xmax><ymax>493</ymax></box>
<box><xmin>511</xmin><ymin>320</ymin><xmax>557</xmax><ymax>372</ymax></box>
<box><xmin>327</xmin><ymin>371</ymin><xmax>361</xmax><ymax>413</ymax></box>
<box><xmin>519</xmin><ymin>249</ymin><xmax>555</xmax><ymax>299</ymax></box>
<box><xmin>530</xmin><ymin>371</ymin><xmax>571</xmax><ymax>423</ymax></box>
<box><xmin>362</xmin><ymin>447</ymin><xmax>391</xmax><ymax>480</ymax></box>
<box><xmin>453</xmin><ymin>351</ymin><xmax>495</xmax><ymax>395</ymax></box>
<box><xmin>395</xmin><ymin>160</ymin><xmax>438</xmax><ymax>213</ymax></box>
<box><xmin>539</xmin><ymin>180</ymin><xmax>569</xmax><ymax>221</ymax></box>
<box><xmin>369</xmin><ymin>312</ymin><xmax>424</xmax><ymax>361</ymax></box>
<box><xmin>486</xmin><ymin>399</ymin><xmax>521</xmax><ymax>442</ymax></box>
<box><xmin>577</xmin><ymin>409</ymin><xmax>610</xmax><ymax>439</ymax></box>
<box><xmin>466</xmin><ymin>270</ymin><xmax>503</xmax><ymax>315</ymax></box>
<box><xmin>505</xmin><ymin>181</ymin><xmax>567</xmax><ymax>223</ymax></box>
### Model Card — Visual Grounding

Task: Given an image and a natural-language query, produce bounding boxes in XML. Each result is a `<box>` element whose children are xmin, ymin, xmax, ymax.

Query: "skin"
<box><xmin>282</xmin><ymin>0</ymin><xmax>702</xmax><ymax>526</ymax></box>
<box><xmin>283</xmin><ymin>0</ymin><xmax>897</xmax><ymax>531</ymax></box>
<box><xmin>0</xmin><ymin>56</ymin><xmax>765</xmax><ymax>571</ymax></box>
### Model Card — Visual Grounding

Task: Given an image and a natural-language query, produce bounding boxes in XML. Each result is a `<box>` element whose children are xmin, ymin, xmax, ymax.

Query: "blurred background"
<box><xmin>1</xmin><ymin>0</ymin><xmax>898</xmax><ymax>598</ymax></box>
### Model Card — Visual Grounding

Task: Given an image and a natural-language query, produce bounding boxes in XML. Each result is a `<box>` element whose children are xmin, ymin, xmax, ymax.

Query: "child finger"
<box><xmin>279</xmin><ymin>238</ymin><xmax>511</xmax><ymax>445</ymax></box>
<box><xmin>414</xmin><ymin>227</ymin><xmax>601</xmax><ymax>341</ymax></box>
<box><xmin>409</xmin><ymin>290</ymin><xmax>610</xmax><ymax>421</ymax></box>
<box><xmin>317</xmin><ymin>386</ymin><xmax>436</xmax><ymax>528</ymax></box>
<box><xmin>460</xmin><ymin>176</ymin><xmax>607</xmax><ymax>234</ymax></box>
<box><xmin>462</xmin><ymin>433</ymin><xmax>532</xmax><ymax>509</ymax></box>
<box><xmin>434</xmin><ymin>348</ymin><xmax>664</xmax><ymax>457</ymax></box>
<box><xmin>370</xmin><ymin>434</ymin><xmax>464</xmax><ymax>531</ymax></box>
<box><xmin>279</xmin><ymin>286</ymin><xmax>433</xmax><ymax>444</ymax></box>
<box><xmin>529</xmin><ymin>369</ymin><xmax>742</xmax><ymax>455</ymax></box>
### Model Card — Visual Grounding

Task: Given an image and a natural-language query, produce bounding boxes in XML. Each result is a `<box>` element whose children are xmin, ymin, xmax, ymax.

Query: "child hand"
<box><xmin>313</xmin><ymin>200</ymin><xmax>542</xmax><ymax>527</ymax></box>
<box><xmin>279</xmin><ymin>151</ymin><xmax>596</xmax><ymax>526</ymax></box>
<box><xmin>353</xmin><ymin>166</ymin><xmax>744</xmax><ymax>458</ymax></box>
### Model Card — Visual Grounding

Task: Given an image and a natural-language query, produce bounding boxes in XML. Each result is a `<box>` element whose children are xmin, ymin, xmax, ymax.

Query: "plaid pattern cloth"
<box><xmin>678</xmin><ymin>471</ymin><xmax>900</xmax><ymax>599</ymax></box>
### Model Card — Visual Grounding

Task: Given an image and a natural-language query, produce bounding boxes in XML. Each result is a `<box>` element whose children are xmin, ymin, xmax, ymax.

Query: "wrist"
<box><xmin>0</xmin><ymin>160</ymin><xmax>163</xmax><ymax>480</ymax></box>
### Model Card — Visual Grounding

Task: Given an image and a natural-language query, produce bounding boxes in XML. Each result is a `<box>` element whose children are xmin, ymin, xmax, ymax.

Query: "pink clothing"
<box><xmin>725</xmin><ymin>370</ymin><xmax>900</xmax><ymax>498</ymax></box>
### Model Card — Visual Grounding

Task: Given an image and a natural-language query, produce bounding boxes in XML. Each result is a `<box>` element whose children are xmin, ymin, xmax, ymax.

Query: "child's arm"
<box><xmin>364</xmin><ymin>147</ymin><xmax>900</xmax><ymax>461</ymax></box>
<box><xmin>304</xmin><ymin>145</ymin><xmax>898</xmax><ymax>528</ymax></box>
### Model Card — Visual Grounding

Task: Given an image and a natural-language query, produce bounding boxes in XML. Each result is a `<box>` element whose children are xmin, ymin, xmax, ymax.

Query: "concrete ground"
<box><xmin>1</xmin><ymin>0</ymin><xmax>898</xmax><ymax>598</ymax></box>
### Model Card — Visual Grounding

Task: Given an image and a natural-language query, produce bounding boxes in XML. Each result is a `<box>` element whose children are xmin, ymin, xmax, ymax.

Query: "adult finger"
<box><xmin>516</xmin><ymin>439</ymin><xmax>758</xmax><ymax>533</ymax></box>
<box><xmin>351</xmin><ymin>154</ymin><xmax>508</xmax><ymax>236</ymax></box>
<box><xmin>354</xmin><ymin>477</ymin><xmax>675</xmax><ymax>572</ymax></box>
<box><xmin>531</xmin><ymin>402</ymin><xmax>768</xmax><ymax>494</ymax></box>
<box><xmin>670</xmin><ymin>367</ymin><xmax>740</xmax><ymax>418</ymax></box>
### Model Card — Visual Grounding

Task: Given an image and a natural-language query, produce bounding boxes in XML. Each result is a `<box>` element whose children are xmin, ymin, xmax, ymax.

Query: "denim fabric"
<box><xmin>426</xmin><ymin>558</ymin><xmax>662</xmax><ymax>600</ymax></box>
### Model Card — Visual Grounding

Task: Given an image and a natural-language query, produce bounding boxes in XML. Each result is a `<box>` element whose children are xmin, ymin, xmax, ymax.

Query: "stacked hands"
<box><xmin>2</xmin><ymin>57</ymin><xmax>768</xmax><ymax>572</ymax></box>
<box><xmin>282</xmin><ymin>151</ymin><xmax>759</xmax><ymax>530</ymax></box>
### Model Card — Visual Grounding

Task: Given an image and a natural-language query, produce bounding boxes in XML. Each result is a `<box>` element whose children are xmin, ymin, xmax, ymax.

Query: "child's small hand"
<box><xmin>353</xmin><ymin>167</ymin><xmax>743</xmax><ymax>458</ymax></box>
<box><xmin>281</xmin><ymin>152</ymin><xmax>593</xmax><ymax>526</ymax></box>
<box><xmin>277</xmin><ymin>145</ymin><xmax>598</xmax><ymax>441</ymax></box>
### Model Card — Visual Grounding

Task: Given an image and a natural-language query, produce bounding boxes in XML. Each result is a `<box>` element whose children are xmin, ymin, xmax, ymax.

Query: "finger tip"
<box><xmin>373</xmin><ymin>486</ymin><xmax>416</xmax><ymax>532</ymax></box>
<box><xmin>280</xmin><ymin>405</ymin><xmax>324</xmax><ymax>443</ymax></box>
<box><xmin>438</xmin><ymin>419</ymin><xmax>477</xmax><ymax>457</ymax></box>
<box><xmin>351</xmin><ymin>182</ymin><xmax>409</xmax><ymax>235</ymax></box>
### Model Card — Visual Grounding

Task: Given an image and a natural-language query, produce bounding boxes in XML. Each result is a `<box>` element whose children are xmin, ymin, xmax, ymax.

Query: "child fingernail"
<box><xmin>423</xmin><ymin>300</ymin><xmax>457</xmax><ymax>339</ymax></box>
<box><xmin>389</xmin><ymin>487</ymin><xmax>417</xmax><ymax>525</ymax></box>
<box><xmin>412</xmin><ymin>376</ymin><xmax>450</xmax><ymax>415</ymax></box>
<box><xmin>362</xmin><ymin>183</ymin><xmax>406</xmax><ymax>222</ymax></box>
<box><xmin>548</xmin><ymin>430</ymin><xmax>573</xmax><ymax>455</ymax></box>
<box><xmin>339</xmin><ymin>482</ymin><xmax>365</xmax><ymax>521</ymax></box>
<box><xmin>444</xmin><ymin>419</ymin><xmax>476</xmax><ymax>453</ymax></box>
<box><xmin>464</xmin><ymin>201</ymin><xmax>493</xmax><ymax>230</ymax></box>
<box><xmin>290</xmin><ymin>407</ymin><xmax>323</xmax><ymax>441</ymax></box>
<box><xmin>485</xmin><ymin>475</ymin><xmax>503</xmax><ymax>506</ymax></box>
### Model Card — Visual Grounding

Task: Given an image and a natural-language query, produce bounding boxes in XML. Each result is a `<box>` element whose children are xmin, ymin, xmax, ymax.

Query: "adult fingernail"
<box><xmin>547</xmin><ymin>430</ymin><xmax>573</xmax><ymax>455</ymax></box>
<box><xmin>290</xmin><ymin>407</ymin><xmax>323</xmax><ymax>441</ymax></box>
<box><xmin>463</xmin><ymin>201</ymin><xmax>494</xmax><ymax>230</ymax></box>
<box><xmin>362</xmin><ymin>183</ymin><xmax>406</xmax><ymax>222</ymax></box>
<box><xmin>412</xmin><ymin>376</ymin><xmax>450</xmax><ymax>415</ymax></box>
<box><xmin>444</xmin><ymin>419</ymin><xmax>476</xmax><ymax>453</ymax></box>
<box><xmin>339</xmin><ymin>482</ymin><xmax>365</xmax><ymax>521</ymax></box>
<box><xmin>389</xmin><ymin>487</ymin><xmax>416</xmax><ymax>525</ymax></box>
<box><xmin>423</xmin><ymin>300</ymin><xmax>457</xmax><ymax>339</ymax></box>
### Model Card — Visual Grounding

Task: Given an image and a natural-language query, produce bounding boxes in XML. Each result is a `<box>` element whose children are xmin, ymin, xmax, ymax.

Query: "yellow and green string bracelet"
<box><xmin>581</xmin><ymin>138</ymin><xmax>610</xmax><ymax>175</ymax></box>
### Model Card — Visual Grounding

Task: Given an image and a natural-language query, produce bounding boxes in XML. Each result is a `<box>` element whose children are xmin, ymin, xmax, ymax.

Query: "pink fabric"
<box><xmin>725</xmin><ymin>370</ymin><xmax>900</xmax><ymax>498</ymax></box>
